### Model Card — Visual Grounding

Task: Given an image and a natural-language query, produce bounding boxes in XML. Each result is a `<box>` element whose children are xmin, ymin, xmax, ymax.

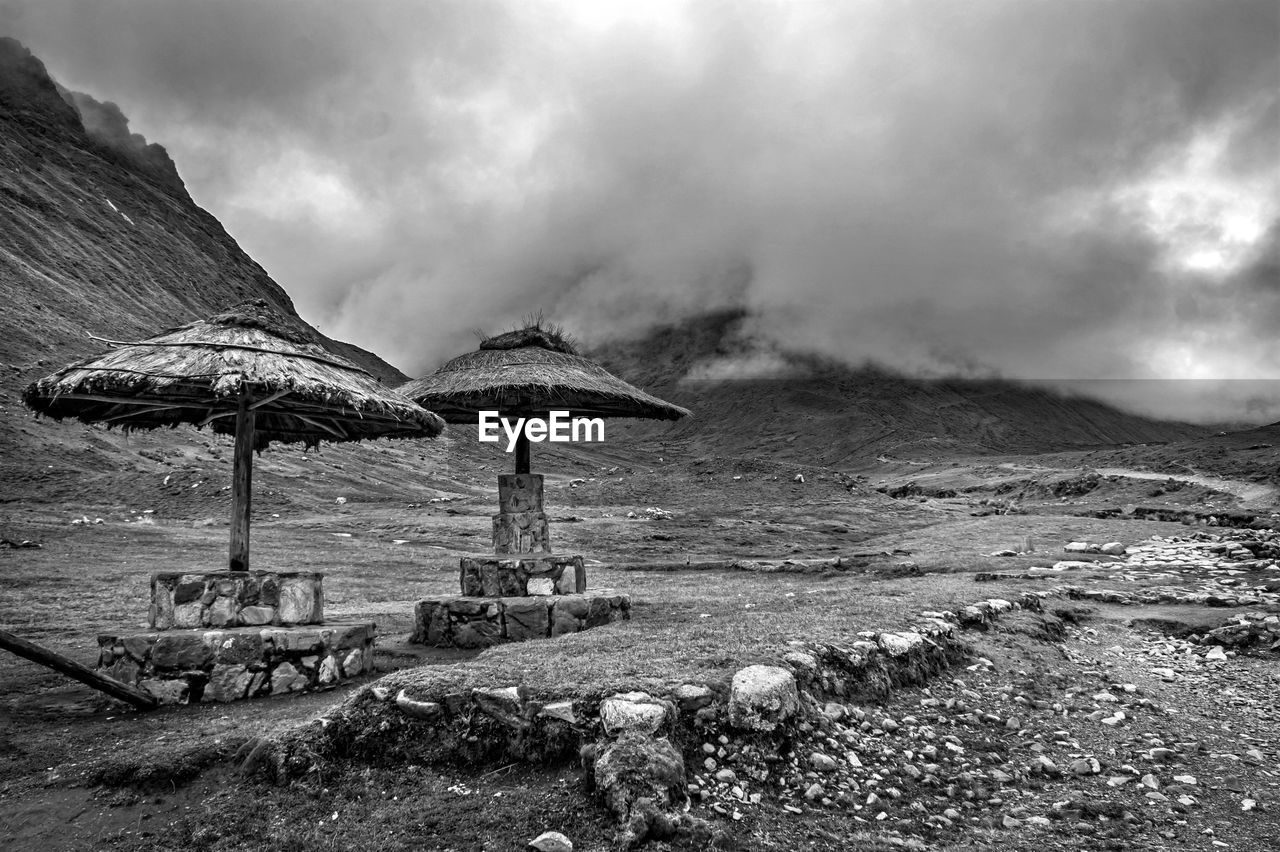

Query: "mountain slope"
<box><xmin>0</xmin><ymin>37</ymin><xmax>398</xmax><ymax>385</ymax></box>
<box><xmin>592</xmin><ymin>309</ymin><xmax>1211</xmax><ymax>467</ymax></box>
<box><xmin>1079</xmin><ymin>420</ymin><xmax>1280</xmax><ymax>488</ymax></box>
<box><xmin>0</xmin><ymin>37</ymin><xmax>442</xmax><ymax>512</ymax></box>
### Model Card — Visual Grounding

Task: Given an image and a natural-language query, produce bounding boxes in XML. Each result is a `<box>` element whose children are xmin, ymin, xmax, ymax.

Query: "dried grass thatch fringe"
<box><xmin>478</xmin><ymin>314</ymin><xmax>580</xmax><ymax>355</ymax></box>
<box><xmin>23</xmin><ymin>300</ymin><xmax>444</xmax><ymax>448</ymax></box>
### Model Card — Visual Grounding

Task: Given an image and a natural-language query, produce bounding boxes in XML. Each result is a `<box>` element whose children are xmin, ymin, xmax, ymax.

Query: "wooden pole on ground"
<box><xmin>0</xmin><ymin>629</ymin><xmax>158</xmax><ymax>710</ymax></box>
<box><xmin>229</xmin><ymin>387</ymin><xmax>255</xmax><ymax>572</ymax></box>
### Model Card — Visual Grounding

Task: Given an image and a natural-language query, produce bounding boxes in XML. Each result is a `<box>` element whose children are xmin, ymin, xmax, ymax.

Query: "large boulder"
<box><xmin>594</xmin><ymin>733</ymin><xmax>686</xmax><ymax>847</ymax></box>
<box><xmin>726</xmin><ymin>665</ymin><xmax>799</xmax><ymax>732</ymax></box>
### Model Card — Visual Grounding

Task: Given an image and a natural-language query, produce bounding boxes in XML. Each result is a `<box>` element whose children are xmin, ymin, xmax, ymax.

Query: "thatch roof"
<box><xmin>399</xmin><ymin>325</ymin><xmax>690</xmax><ymax>423</ymax></box>
<box><xmin>23</xmin><ymin>300</ymin><xmax>445</xmax><ymax>447</ymax></box>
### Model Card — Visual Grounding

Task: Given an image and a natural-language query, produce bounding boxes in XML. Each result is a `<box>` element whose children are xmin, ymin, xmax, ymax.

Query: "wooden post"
<box><xmin>0</xmin><ymin>629</ymin><xmax>158</xmax><ymax>710</ymax></box>
<box><xmin>514</xmin><ymin>431</ymin><xmax>530</xmax><ymax>475</ymax></box>
<box><xmin>229</xmin><ymin>387</ymin><xmax>255</xmax><ymax>572</ymax></box>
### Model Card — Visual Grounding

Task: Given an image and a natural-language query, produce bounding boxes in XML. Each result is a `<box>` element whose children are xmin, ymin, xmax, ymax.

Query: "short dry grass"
<box><xmin>0</xmin><ymin>505</ymin><xmax>1179</xmax><ymax>705</ymax></box>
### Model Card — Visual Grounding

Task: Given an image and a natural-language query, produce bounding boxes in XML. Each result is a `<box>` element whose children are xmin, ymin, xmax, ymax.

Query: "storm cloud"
<box><xmin>2</xmin><ymin>0</ymin><xmax>1277</xmax><ymax>422</ymax></box>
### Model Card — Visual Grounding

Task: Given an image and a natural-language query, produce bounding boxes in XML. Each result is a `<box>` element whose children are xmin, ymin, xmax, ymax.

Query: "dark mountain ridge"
<box><xmin>591</xmin><ymin>309</ymin><xmax>1210</xmax><ymax>468</ymax></box>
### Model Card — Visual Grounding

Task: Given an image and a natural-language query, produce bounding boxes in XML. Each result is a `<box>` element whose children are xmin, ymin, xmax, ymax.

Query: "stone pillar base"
<box><xmin>96</xmin><ymin>622</ymin><xmax>374</xmax><ymax>705</ymax></box>
<box><xmin>150</xmin><ymin>571</ymin><xmax>324</xmax><ymax>630</ymax></box>
<box><xmin>459</xmin><ymin>555</ymin><xmax>586</xmax><ymax>597</ymax></box>
<box><xmin>410</xmin><ymin>593</ymin><xmax>631</xmax><ymax>649</ymax></box>
<box><xmin>492</xmin><ymin>473</ymin><xmax>550</xmax><ymax>553</ymax></box>
<box><xmin>492</xmin><ymin>511</ymin><xmax>550</xmax><ymax>554</ymax></box>
<box><xmin>498</xmin><ymin>474</ymin><xmax>544</xmax><ymax>513</ymax></box>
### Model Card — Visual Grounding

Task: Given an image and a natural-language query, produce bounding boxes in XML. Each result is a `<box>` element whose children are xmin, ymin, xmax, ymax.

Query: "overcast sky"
<box><xmin>2</xmin><ymin>0</ymin><xmax>1277</xmax><ymax>422</ymax></box>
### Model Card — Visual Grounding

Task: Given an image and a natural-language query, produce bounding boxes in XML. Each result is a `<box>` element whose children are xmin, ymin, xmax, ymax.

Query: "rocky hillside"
<box><xmin>0</xmin><ymin>37</ymin><xmax>446</xmax><ymax>512</ymax></box>
<box><xmin>0</xmin><ymin>37</ymin><xmax>399</xmax><ymax>385</ymax></box>
<box><xmin>593</xmin><ymin>310</ymin><xmax>1210</xmax><ymax>468</ymax></box>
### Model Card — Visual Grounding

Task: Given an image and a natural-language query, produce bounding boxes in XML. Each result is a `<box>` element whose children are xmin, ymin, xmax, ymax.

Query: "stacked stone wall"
<box><xmin>97</xmin><ymin>622</ymin><xmax>373</xmax><ymax>704</ymax></box>
<box><xmin>150</xmin><ymin>571</ymin><xmax>324</xmax><ymax>629</ymax></box>
<box><xmin>459</xmin><ymin>555</ymin><xmax>586</xmax><ymax>596</ymax></box>
<box><xmin>412</xmin><ymin>593</ymin><xmax>630</xmax><ymax>649</ymax></box>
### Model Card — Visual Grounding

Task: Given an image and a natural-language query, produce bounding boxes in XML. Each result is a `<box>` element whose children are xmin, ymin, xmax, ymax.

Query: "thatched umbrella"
<box><xmin>399</xmin><ymin>324</ymin><xmax>688</xmax><ymax>553</ymax></box>
<box><xmin>24</xmin><ymin>300</ymin><xmax>445</xmax><ymax>572</ymax></box>
<box><xmin>400</xmin><ymin>325</ymin><xmax>689</xmax><ymax>472</ymax></box>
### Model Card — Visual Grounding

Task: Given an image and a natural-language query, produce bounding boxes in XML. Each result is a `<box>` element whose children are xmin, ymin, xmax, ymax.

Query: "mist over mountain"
<box><xmin>592</xmin><ymin>310</ymin><xmax>1209</xmax><ymax>466</ymax></box>
<box><xmin>4</xmin><ymin>1</ymin><xmax>1274</xmax><ymax>424</ymax></box>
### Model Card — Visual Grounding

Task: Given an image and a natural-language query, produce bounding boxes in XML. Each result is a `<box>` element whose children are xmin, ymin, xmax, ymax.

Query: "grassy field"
<box><xmin>2</xmin><ymin>469</ymin><xmax>1277</xmax><ymax>851</ymax></box>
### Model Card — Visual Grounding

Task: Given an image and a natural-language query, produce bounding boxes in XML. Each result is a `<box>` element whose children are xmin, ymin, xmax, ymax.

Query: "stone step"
<box><xmin>459</xmin><ymin>554</ymin><xmax>586</xmax><ymax>597</ymax></box>
<box><xmin>96</xmin><ymin>621</ymin><xmax>374</xmax><ymax>705</ymax></box>
<box><xmin>411</xmin><ymin>593</ymin><xmax>630</xmax><ymax>649</ymax></box>
<box><xmin>150</xmin><ymin>570</ymin><xmax>324</xmax><ymax>630</ymax></box>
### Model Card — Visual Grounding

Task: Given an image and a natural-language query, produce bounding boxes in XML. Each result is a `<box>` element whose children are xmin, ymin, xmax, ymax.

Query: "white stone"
<box><xmin>152</xmin><ymin>586</ymin><xmax>175</xmax><ymax>629</ymax></box>
<box><xmin>342</xmin><ymin>647</ymin><xmax>365</xmax><ymax>676</ymax></box>
<box><xmin>878</xmin><ymin>632</ymin><xmax>924</xmax><ymax>656</ymax></box>
<box><xmin>318</xmin><ymin>654</ymin><xmax>340</xmax><ymax>684</ymax></box>
<box><xmin>600</xmin><ymin>691</ymin><xmax>669</xmax><ymax>736</ymax></box>
<box><xmin>395</xmin><ymin>689</ymin><xmax>442</xmax><ymax>720</ymax></box>
<box><xmin>528</xmin><ymin>831</ymin><xmax>573</xmax><ymax>852</ymax></box>
<box><xmin>139</xmin><ymin>678</ymin><xmax>189</xmax><ymax>705</ymax></box>
<box><xmin>538</xmin><ymin>700</ymin><xmax>577</xmax><ymax>724</ymax></box>
<box><xmin>527</xmin><ymin>577</ymin><xmax>555</xmax><ymax>595</ymax></box>
<box><xmin>203</xmin><ymin>664</ymin><xmax>254</xmax><ymax>702</ymax></box>
<box><xmin>727</xmin><ymin>665</ymin><xmax>799</xmax><ymax>732</ymax></box>
<box><xmin>270</xmin><ymin>662</ymin><xmax>308</xmax><ymax>693</ymax></box>
<box><xmin>781</xmin><ymin>650</ymin><xmax>817</xmax><ymax>678</ymax></box>
<box><xmin>673</xmin><ymin>683</ymin><xmax>713</xmax><ymax>709</ymax></box>
<box><xmin>172</xmin><ymin>602</ymin><xmax>203</xmax><ymax>629</ymax></box>
<box><xmin>207</xmin><ymin>595</ymin><xmax>237</xmax><ymax>627</ymax></box>
<box><xmin>239</xmin><ymin>605</ymin><xmax>275</xmax><ymax>626</ymax></box>
<box><xmin>278</xmin><ymin>577</ymin><xmax>320</xmax><ymax>624</ymax></box>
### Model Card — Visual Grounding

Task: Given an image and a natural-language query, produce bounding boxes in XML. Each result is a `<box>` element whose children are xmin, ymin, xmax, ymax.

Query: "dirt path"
<box><xmin>1093</xmin><ymin>466</ymin><xmax>1279</xmax><ymax>506</ymax></box>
